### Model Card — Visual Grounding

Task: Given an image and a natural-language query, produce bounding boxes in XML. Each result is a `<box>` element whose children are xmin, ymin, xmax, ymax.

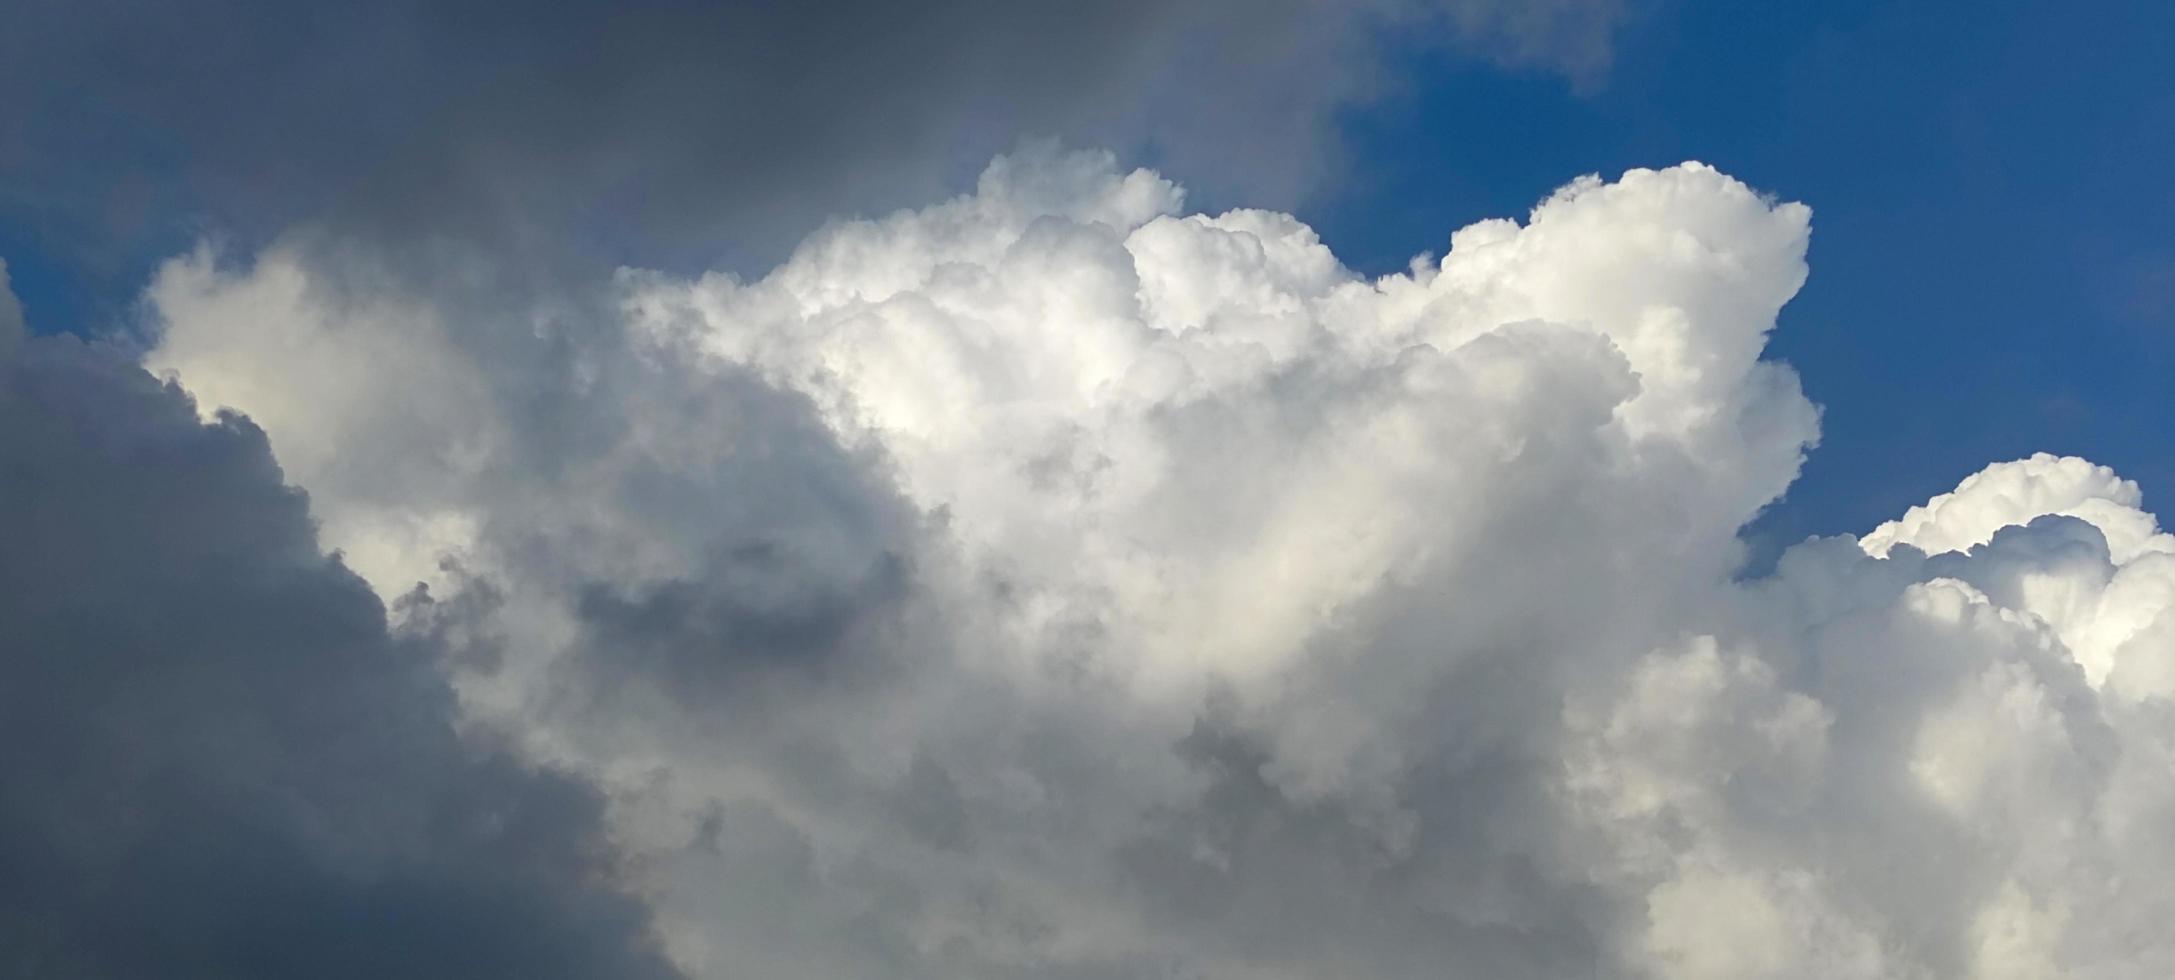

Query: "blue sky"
<box><xmin>4</xmin><ymin>0</ymin><xmax>2169</xmax><ymax>558</ymax></box>
<box><xmin>1310</xmin><ymin>0</ymin><xmax>2175</xmax><ymax>562</ymax></box>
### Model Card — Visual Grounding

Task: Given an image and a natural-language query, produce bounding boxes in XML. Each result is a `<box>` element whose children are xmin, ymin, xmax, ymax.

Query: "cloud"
<box><xmin>3</xmin><ymin>0</ymin><xmax>1630</xmax><ymax>285</ymax></box>
<box><xmin>1860</xmin><ymin>452</ymin><xmax>2175</xmax><ymax>565</ymax></box>
<box><xmin>0</xmin><ymin>290</ymin><xmax>678</xmax><ymax>976</ymax></box>
<box><xmin>0</xmin><ymin>259</ymin><xmax>23</xmax><ymax>356</ymax></box>
<box><xmin>138</xmin><ymin>150</ymin><xmax>2175</xmax><ymax>977</ymax></box>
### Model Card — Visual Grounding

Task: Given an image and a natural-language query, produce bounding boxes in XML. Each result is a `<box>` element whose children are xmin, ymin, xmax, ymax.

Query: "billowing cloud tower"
<box><xmin>135</xmin><ymin>149</ymin><xmax>2175</xmax><ymax>978</ymax></box>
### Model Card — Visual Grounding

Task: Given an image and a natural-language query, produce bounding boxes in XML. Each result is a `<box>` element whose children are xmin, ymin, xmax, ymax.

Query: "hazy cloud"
<box><xmin>2</xmin><ymin>0</ymin><xmax>1627</xmax><ymax>284</ymax></box>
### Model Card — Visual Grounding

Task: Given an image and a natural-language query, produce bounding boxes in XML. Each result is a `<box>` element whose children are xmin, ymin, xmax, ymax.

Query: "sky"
<box><xmin>6</xmin><ymin>1</ymin><xmax>2171</xmax><ymax>556</ymax></box>
<box><xmin>5</xmin><ymin>2</ymin><xmax>2175</xmax><ymax>978</ymax></box>
<box><xmin>1312</xmin><ymin>0</ymin><xmax>2175</xmax><ymax>563</ymax></box>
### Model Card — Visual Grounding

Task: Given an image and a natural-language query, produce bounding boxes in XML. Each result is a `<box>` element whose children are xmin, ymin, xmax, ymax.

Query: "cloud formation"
<box><xmin>133</xmin><ymin>150</ymin><xmax>2175</xmax><ymax>977</ymax></box>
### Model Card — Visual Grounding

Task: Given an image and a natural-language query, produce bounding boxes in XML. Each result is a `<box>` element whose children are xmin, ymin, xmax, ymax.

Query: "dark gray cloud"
<box><xmin>1</xmin><ymin>0</ymin><xmax>1626</xmax><ymax>283</ymax></box>
<box><xmin>0</xmin><ymin>327</ymin><xmax>679</xmax><ymax>978</ymax></box>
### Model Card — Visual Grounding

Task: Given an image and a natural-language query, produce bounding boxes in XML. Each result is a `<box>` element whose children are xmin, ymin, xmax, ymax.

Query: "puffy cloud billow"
<box><xmin>67</xmin><ymin>149</ymin><xmax>2175</xmax><ymax>977</ymax></box>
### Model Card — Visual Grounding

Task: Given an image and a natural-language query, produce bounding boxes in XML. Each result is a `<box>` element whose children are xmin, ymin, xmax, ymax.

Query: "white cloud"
<box><xmin>145</xmin><ymin>246</ymin><xmax>497</xmax><ymax>594</ymax></box>
<box><xmin>1861</xmin><ymin>452</ymin><xmax>2175</xmax><ymax>565</ymax></box>
<box><xmin>0</xmin><ymin>259</ymin><xmax>24</xmax><ymax>356</ymax></box>
<box><xmin>143</xmin><ymin>147</ymin><xmax>2175</xmax><ymax>978</ymax></box>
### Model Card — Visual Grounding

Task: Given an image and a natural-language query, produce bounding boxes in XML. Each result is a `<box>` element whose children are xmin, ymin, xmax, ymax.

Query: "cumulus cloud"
<box><xmin>1861</xmin><ymin>452</ymin><xmax>2175</xmax><ymax>565</ymax></box>
<box><xmin>0</xmin><ymin>291</ymin><xmax>678</xmax><ymax>976</ymax></box>
<box><xmin>135</xmin><ymin>149</ymin><xmax>2175</xmax><ymax>978</ymax></box>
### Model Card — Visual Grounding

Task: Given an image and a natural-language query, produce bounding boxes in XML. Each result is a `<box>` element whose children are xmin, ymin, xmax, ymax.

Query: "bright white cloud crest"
<box><xmin>146</xmin><ymin>148</ymin><xmax>2175</xmax><ymax>978</ymax></box>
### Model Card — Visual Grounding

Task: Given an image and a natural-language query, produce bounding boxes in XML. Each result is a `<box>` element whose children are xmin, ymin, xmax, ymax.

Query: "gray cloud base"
<box><xmin>0</xmin><ymin>329</ymin><xmax>680</xmax><ymax>979</ymax></box>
